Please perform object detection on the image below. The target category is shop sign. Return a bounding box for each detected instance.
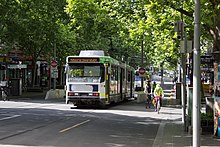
[8,64,27,69]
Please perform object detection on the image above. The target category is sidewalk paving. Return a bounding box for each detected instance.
[128,101,220,147]
[5,91,220,147]
[154,119,220,147]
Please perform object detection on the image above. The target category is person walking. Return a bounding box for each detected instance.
[152,81,156,93]
[153,84,164,111]
[144,80,152,108]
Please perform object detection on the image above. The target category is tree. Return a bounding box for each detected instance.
[100,0,180,69]
[0,0,72,86]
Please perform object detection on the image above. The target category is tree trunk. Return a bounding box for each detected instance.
[31,59,37,87]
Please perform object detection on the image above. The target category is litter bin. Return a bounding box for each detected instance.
[10,78,22,96]
[176,82,181,105]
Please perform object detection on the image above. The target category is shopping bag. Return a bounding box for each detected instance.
[152,98,156,107]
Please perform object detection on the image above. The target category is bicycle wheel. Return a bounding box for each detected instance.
[157,98,160,114]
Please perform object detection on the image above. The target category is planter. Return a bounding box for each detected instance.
[201,119,214,127]
[201,119,214,134]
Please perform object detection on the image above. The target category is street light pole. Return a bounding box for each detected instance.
[141,34,144,90]
[182,29,187,128]
[174,20,186,127]
[193,0,201,146]
[53,42,56,90]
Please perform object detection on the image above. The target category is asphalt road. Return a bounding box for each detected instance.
[0,100,174,147]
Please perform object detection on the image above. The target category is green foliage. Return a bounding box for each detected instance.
[1,0,220,72]
[201,112,213,121]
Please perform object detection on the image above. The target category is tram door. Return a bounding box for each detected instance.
[105,64,110,104]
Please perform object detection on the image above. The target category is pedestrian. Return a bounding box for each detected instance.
[153,84,164,111]
[152,81,156,93]
[172,77,178,90]
[144,80,152,108]
[173,77,178,84]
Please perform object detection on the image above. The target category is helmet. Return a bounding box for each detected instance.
[156,84,160,87]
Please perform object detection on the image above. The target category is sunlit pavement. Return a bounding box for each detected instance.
[1,99,220,147]
[0,100,181,120]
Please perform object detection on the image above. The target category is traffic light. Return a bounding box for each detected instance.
[174,20,184,40]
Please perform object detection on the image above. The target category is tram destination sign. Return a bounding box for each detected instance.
[68,57,99,63]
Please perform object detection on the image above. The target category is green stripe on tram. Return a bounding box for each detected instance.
[100,56,120,65]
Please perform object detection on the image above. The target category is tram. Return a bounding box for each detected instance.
[65,50,134,107]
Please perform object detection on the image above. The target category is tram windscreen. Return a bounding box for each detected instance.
[67,63,105,83]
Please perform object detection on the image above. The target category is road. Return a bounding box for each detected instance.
[0,99,181,147]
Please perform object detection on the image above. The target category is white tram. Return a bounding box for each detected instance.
[65,50,134,107]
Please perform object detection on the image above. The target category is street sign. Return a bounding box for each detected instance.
[139,67,146,77]
[51,69,58,78]
[51,60,57,68]
[139,67,145,75]
[180,40,192,53]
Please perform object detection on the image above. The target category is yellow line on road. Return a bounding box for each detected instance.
[59,119,90,133]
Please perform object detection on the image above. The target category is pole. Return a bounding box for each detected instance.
[193,0,201,146]
[53,43,56,90]
[182,30,186,128]
[141,35,144,91]
[180,0,186,126]
[178,63,181,82]
[141,0,144,91]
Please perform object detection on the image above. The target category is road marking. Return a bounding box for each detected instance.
[152,121,165,147]
[0,115,20,121]
[59,119,90,133]
[0,144,53,147]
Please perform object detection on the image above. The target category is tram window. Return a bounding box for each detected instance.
[118,68,120,81]
[68,69,83,77]
[122,68,125,80]
[128,71,131,82]
[67,63,105,82]
[84,66,100,77]
[111,66,118,81]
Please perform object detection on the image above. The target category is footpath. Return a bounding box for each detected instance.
[5,90,220,147]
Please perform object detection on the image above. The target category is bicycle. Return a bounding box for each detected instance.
[155,96,161,114]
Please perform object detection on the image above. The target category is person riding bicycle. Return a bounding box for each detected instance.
[153,84,164,111]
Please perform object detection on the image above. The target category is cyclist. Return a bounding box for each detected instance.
[153,84,164,112]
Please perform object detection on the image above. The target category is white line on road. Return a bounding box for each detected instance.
[0,115,20,121]
[152,121,165,147]
[0,145,54,147]
[59,119,90,133]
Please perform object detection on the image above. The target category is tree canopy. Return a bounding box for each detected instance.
[0,0,219,71]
